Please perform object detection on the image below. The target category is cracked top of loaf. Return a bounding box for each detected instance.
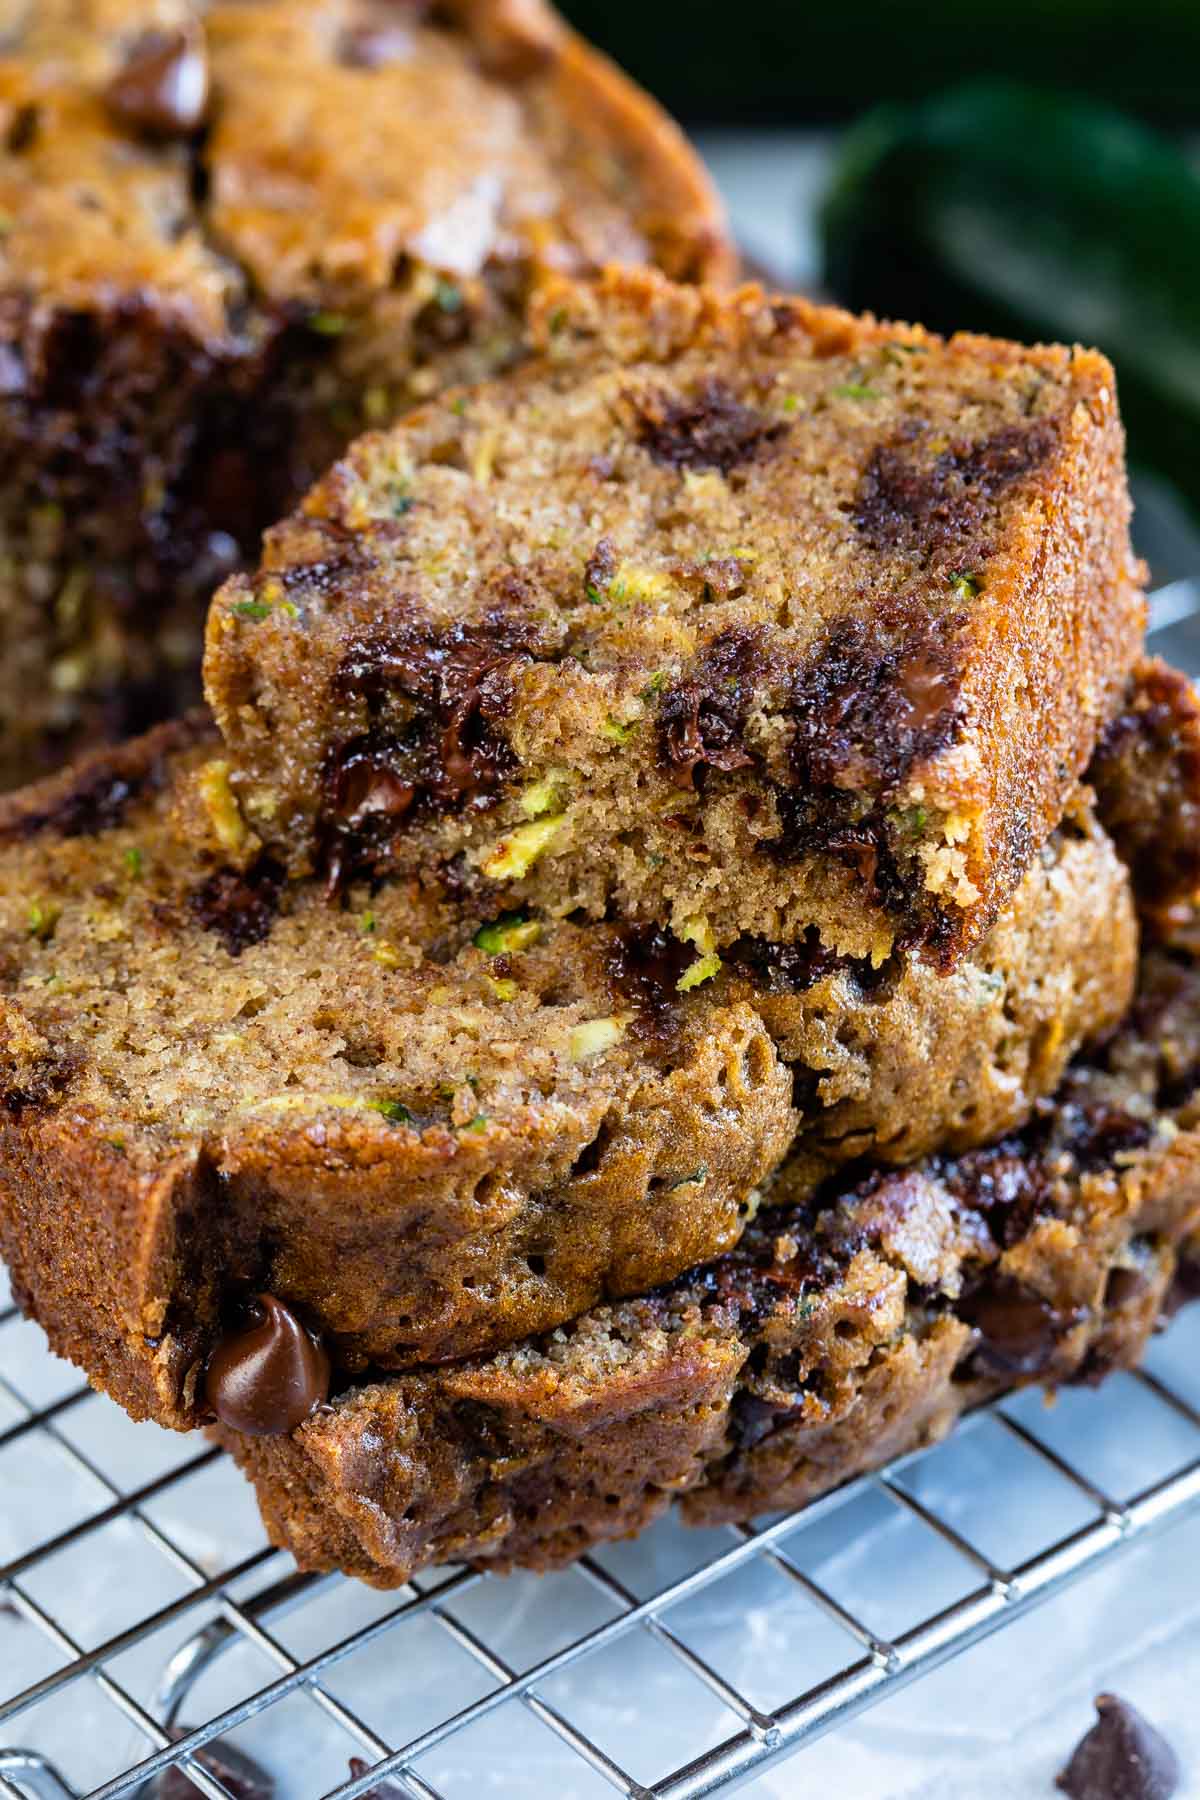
[207,266,1145,966]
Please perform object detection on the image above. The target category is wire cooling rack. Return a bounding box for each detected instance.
[3,592,1200,1800]
[4,1233,1200,1799]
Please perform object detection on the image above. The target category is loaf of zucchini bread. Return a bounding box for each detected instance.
[0,0,730,786]
[0,691,1151,1427]
[219,915,1200,1587]
[206,266,1146,969]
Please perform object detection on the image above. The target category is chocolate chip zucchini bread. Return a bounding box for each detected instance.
[0,709,1140,1427]
[219,921,1200,1588]
[0,1,730,788]
[206,267,1146,968]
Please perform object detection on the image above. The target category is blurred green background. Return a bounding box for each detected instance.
[559,0,1200,123]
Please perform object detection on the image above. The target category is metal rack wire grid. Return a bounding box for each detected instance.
[2,595,1200,1799]
[4,1185,1200,1797]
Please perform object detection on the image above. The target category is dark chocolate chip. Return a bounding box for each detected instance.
[106,28,210,140]
[657,627,765,788]
[188,857,285,958]
[604,923,692,1041]
[204,1295,331,1437]
[958,1276,1077,1376]
[1056,1694,1180,1800]
[348,1758,406,1800]
[636,378,787,475]
[854,418,1058,558]
[157,1729,274,1800]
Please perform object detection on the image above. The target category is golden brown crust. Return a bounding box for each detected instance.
[220,925,1200,1588]
[205,266,1145,968]
[0,710,1138,1424]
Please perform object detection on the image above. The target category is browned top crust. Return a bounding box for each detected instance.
[0,3,732,792]
[206,266,1145,967]
[219,915,1200,1588]
[0,702,1140,1424]
[0,0,729,343]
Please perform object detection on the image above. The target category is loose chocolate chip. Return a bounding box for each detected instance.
[157,1730,274,1800]
[106,28,210,140]
[958,1276,1076,1376]
[1057,1694,1180,1800]
[348,1758,406,1800]
[204,1295,331,1437]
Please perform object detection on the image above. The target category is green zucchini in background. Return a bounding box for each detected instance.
[820,84,1200,516]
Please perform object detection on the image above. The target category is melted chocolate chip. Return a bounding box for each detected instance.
[787,614,964,797]
[939,1146,1045,1250]
[658,628,765,788]
[725,927,862,996]
[636,378,787,474]
[855,419,1058,559]
[188,858,285,958]
[10,764,150,843]
[604,924,692,1039]
[728,1391,801,1452]
[324,612,552,882]
[959,1276,1078,1377]
[583,536,618,599]
[205,1295,331,1437]
[106,29,210,139]
[1057,1695,1180,1800]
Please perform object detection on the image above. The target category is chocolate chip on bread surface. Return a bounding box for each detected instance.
[206,267,1146,970]
[0,0,730,787]
[0,701,1142,1425]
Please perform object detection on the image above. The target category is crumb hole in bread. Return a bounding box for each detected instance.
[525,1253,546,1277]
[834,1320,858,1341]
[570,1118,614,1180]
[741,1033,773,1090]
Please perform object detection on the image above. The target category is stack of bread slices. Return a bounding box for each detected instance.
[1,3,1199,1592]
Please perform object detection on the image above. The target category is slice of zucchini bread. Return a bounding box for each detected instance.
[219,918,1200,1588]
[206,266,1146,968]
[0,708,1139,1427]
[0,0,730,787]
